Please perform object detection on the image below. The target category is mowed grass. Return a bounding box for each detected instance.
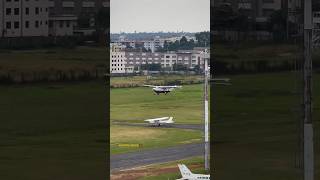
[0,81,107,180]
[0,46,107,72]
[111,84,204,124]
[110,125,202,154]
[213,72,320,180]
[110,83,205,154]
[111,75,203,88]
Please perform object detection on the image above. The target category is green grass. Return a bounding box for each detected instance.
[0,81,107,180]
[213,72,320,180]
[111,84,204,124]
[0,46,107,72]
[110,125,202,154]
[110,83,205,154]
[111,75,203,88]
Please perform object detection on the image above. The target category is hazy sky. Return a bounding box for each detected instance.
[111,0,210,33]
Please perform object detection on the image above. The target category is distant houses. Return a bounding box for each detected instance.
[110,43,209,75]
[113,35,197,53]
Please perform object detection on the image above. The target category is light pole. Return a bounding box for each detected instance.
[303,0,314,180]
[203,49,210,171]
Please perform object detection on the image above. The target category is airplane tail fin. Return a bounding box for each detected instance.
[168,117,174,123]
[178,164,193,178]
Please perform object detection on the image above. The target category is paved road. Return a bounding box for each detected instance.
[112,122,203,131]
[110,143,204,171]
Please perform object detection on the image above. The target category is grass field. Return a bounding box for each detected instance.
[111,156,205,180]
[0,46,107,72]
[110,125,202,154]
[111,75,203,88]
[111,71,320,179]
[110,83,205,154]
[213,72,320,180]
[111,84,204,124]
[0,81,107,180]
[139,156,206,180]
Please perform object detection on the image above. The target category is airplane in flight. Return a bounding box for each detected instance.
[176,164,210,180]
[144,117,174,126]
[143,85,182,95]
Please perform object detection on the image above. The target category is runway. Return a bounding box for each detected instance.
[110,143,204,171]
[112,121,203,131]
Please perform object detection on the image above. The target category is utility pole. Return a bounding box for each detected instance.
[303,0,314,179]
[203,48,209,171]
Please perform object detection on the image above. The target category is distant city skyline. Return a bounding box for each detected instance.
[110,0,210,33]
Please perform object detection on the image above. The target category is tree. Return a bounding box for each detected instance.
[173,63,188,71]
[193,64,201,74]
[140,63,161,71]
[195,32,210,47]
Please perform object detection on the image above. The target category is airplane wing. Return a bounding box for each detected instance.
[158,85,182,88]
[160,117,174,124]
[144,117,169,123]
[143,85,156,88]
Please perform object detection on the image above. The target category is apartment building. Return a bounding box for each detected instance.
[110,43,127,74]
[0,0,49,37]
[123,49,208,72]
[126,51,163,68]
[48,0,109,35]
[48,0,109,16]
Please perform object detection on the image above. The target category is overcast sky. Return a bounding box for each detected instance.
[110,0,210,33]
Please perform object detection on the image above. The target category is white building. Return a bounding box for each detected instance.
[110,43,127,74]
[0,0,49,37]
[123,48,209,72]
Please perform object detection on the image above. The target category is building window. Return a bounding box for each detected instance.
[66,21,70,27]
[6,22,11,29]
[35,7,39,15]
[6,8,11,15]
[35,21,39,28]
[25,8,29,15]
[14,21,19,29]
[25,21,29,28]
[14,8,19,15]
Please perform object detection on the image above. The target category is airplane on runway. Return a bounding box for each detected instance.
[176,164,210,180]
[144,117,174,126]
[143,85,182,95]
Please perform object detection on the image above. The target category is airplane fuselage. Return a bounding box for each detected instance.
[152,87,173,95]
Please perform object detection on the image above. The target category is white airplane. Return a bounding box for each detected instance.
[176,164,210,180]
[144,117,174,126]
[143,85,182,95]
